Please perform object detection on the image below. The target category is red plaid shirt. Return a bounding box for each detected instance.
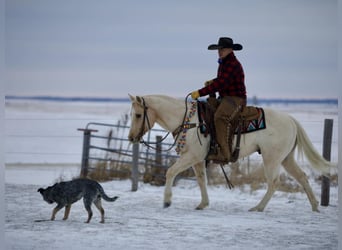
[198,52,246,98]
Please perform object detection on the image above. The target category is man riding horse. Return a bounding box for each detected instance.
[191,37,247,164]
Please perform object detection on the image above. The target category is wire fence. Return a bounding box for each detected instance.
[5,113,339,196]
[5,118,339,164]
[77,122,181,186]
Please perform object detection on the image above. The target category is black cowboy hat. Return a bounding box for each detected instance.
[208,37,243,51]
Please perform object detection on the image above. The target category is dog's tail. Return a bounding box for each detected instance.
[97,184,119,202]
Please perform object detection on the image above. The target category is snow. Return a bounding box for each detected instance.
[4,99,339,250]
[5,167,339,250]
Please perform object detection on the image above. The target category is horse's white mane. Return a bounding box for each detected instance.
[134,94,185,109]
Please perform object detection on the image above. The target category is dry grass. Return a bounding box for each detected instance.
[85,159,338,193]
[87,161,131,182]
[87,158,195,186]
[84,115,338,191]
[207,161,338,192]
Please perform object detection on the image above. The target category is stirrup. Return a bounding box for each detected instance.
[206,144,218,158]
[206,153,229,165]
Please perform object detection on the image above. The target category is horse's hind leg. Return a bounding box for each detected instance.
[192,162,209,210]
[249,175,279,212]
[249,155,281,212]
[282,151,319,212]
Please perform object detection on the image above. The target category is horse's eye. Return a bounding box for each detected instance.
[135,114,142,119]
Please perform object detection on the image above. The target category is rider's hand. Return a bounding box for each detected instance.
[204,80,213,87]
[191,91,200,100]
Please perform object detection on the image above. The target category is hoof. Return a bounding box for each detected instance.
[195,202,209,210]
[248,207,263,212]
[164,202,171,208]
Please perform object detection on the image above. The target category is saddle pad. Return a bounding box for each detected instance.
[237,107,266,134]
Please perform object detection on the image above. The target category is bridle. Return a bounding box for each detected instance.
[135,97,152,142]
[135,94,192,151]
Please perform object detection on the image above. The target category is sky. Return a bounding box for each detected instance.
[5,0,338,99]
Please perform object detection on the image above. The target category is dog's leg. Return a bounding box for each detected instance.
[94,198,105,223]
[63,204,71,220]
[83,198,93,223]
[51,204,64,221]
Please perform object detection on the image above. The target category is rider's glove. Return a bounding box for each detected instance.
[191,91,200,100]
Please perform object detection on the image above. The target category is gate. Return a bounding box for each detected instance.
[78,122,180,190]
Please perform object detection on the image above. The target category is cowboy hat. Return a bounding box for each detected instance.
[208,37,243,51]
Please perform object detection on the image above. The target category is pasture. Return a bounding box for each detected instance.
[5,165,338,250]
[5,98,338,249]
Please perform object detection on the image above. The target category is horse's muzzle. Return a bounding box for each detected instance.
[128,135,140,143]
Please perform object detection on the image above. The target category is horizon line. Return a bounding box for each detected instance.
[5,95,338,105]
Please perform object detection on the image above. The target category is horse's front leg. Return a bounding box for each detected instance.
[192,162,209,210]
[164,157,194,208]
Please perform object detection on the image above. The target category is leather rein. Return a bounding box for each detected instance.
[137,94,193,152]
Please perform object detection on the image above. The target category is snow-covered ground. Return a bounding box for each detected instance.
[4,99,339,249]
[5,166,339,250]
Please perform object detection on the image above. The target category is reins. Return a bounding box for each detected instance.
[139,94,192,152]
[136,94,235,189]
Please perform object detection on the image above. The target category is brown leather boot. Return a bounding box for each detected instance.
[207,96,243,165]
[206,120,231,164]
[206,147,229,164]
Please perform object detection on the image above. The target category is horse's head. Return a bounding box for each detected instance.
[128,94,156,143]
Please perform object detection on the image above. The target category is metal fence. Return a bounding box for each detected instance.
[78,122,180,190]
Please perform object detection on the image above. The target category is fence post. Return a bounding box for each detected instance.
[153,135,165,186]
[131,143,139,191]
[78,128,98,178]
[320,119,333,206]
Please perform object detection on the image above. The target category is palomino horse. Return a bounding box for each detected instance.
[128,94,333,212]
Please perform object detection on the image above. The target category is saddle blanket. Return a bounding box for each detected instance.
[196,101,266,136]
[237,107,266,134]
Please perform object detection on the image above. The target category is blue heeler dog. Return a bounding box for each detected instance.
[38,178,118,223]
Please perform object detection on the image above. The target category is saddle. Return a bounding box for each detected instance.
[197,98,266,162]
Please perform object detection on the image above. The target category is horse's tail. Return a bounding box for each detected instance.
[291,117,335,175]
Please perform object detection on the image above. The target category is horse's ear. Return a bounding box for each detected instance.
[128,94,143,105]
[128,94,135,102]
[136,96,142,104]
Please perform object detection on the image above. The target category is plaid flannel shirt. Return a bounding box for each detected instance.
[198,52,246,99]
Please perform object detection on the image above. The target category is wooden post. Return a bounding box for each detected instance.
[320,119,333,206]
[131,143,139,191]
[155,136,162,167]
[78,128,98,178]
[154,135,165,185]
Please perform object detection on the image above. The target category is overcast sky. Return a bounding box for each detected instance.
[5,0,338,99]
